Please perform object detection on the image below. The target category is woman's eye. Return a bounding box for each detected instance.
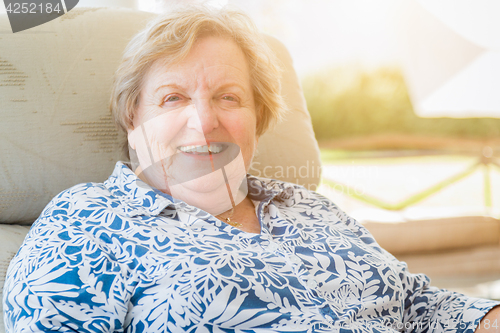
[165,95,181,102]
[222,95,236,102]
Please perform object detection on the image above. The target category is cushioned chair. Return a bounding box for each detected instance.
[0,8,321,332]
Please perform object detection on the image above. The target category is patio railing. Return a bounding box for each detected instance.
[321,148,498,212]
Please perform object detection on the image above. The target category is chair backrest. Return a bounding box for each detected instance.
[0,8,321,225]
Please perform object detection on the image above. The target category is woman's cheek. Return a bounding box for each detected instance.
[147,138,174,164]
[142,113,179,150]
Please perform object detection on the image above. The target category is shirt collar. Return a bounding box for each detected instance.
[247,174,310,207]
[105,161,307,218]
[104,161,174,217]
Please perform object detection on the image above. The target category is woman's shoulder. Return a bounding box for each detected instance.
[251,175,363,229]
[39,180,116,219]
[35,162,135,222]
[35,161,173,226]
[248,174,336,208]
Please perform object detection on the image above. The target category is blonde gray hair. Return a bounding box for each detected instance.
[110,6,286,137]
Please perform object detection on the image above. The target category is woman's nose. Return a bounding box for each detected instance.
[186,99,219,134]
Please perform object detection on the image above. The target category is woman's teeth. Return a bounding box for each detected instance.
[178,145,223,154]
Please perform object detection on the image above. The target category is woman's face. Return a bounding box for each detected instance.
[127,35,258,215]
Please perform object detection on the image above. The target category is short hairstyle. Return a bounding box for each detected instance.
[110,6,286,138]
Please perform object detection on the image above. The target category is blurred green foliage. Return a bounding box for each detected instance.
[302,66,500,141]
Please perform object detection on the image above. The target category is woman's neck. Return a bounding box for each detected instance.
[220,196,260,234]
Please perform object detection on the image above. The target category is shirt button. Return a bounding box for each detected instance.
[306,278,318,289]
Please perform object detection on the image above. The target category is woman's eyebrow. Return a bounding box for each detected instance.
[152,76,248,95]
[153,83,185,95]
[215,81,248,93]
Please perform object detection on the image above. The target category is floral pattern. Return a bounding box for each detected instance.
[4,162,499,332]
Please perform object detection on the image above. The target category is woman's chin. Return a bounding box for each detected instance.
[174,170,226,193]
[135,145,249,214]
[169,170,247,215]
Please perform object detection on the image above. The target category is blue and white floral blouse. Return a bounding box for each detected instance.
[4,162,498,333]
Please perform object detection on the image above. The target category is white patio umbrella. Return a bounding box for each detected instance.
[393,0,500,215]
[398,0,500,118]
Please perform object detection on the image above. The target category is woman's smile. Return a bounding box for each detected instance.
[177,142,227,155]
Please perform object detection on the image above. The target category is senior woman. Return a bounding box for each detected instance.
[4,6,500,333]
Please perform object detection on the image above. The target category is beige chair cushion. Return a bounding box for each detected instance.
[397,245,500,278]
[0,225,31,332]
[253,35,321,191]
[363,216,500,255]
[0,8,321,224]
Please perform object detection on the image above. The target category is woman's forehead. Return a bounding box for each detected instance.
[145,65,250,90]
[143,38,252,92]
[160,37,246,70]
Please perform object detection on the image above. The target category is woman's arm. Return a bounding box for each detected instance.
[307,191,500,332]
[3,212,132,333]
[476,306,500,333]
